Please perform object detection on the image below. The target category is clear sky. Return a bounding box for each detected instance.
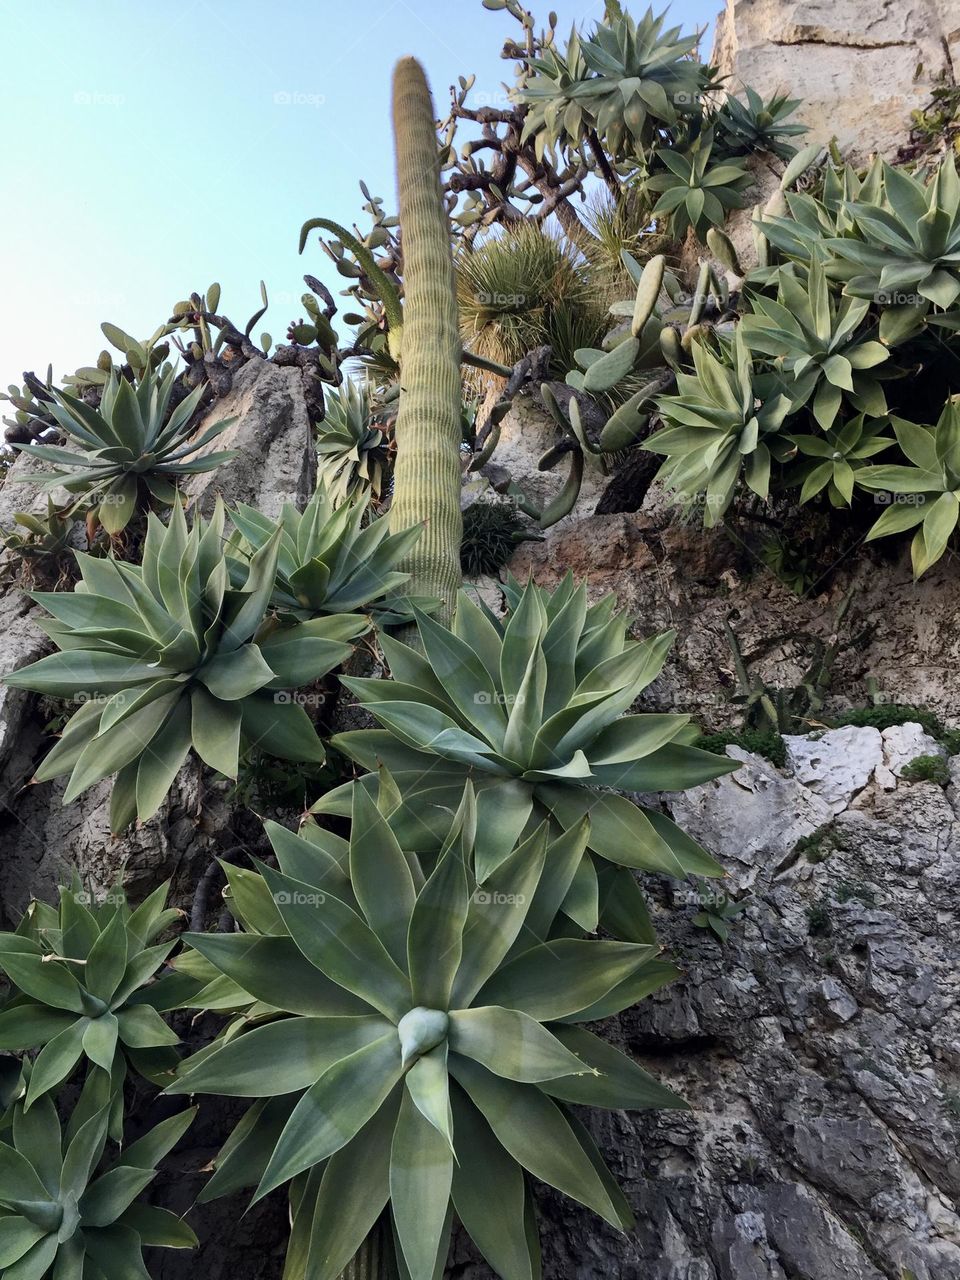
[0,0,719,399]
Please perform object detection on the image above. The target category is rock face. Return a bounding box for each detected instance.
[518,732,960,1280]
[712,0,960,160]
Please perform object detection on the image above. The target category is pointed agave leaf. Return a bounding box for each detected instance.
[404,1044,453,1149]
[349,786,417,970]
[169,1015,392,1096]
[448,1008,590,1083]
[407,840,469,1011]
[450,1088,537,1280]
[476,940,659,1021]
[541,1025,687,1110]
[390,1088,454,1280]
[450,1056,628,1229]
[254,1033,403,1201]
[259,865,411,1020]
[296,1097,398,1280]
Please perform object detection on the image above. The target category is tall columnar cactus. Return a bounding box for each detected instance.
[389,56,464,620]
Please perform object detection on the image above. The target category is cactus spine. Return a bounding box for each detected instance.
[389,56,463,621]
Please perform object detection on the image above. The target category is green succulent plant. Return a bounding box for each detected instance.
[645,128,752,241]
[459,500,537,577]
[168,782,684,1280]
[225,483,431,623]
[739,255,890,429]
[0,881,183,1109]
[12,366,236,534]
[0,1071,196,1278]
[515,7,706,163]
[4,501,368,830]
[648,329,794,524]
[318,576,732,932]
[1,501,76,571]
[316,379,392,506]
[714,86,806,161]
[788,413,895,505]
[857,402,960,575]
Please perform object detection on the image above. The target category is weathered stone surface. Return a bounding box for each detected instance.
[876,721,946,790]
[712,0,960,161]
[783,725,883,812]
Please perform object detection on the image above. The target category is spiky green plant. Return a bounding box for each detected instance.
[647,329,794,524]
[168,782,683,1280]
[739,255,890,429]
[226,483,430,621]
[456,223,606,383]
[12,367,236,534]
[714,87,806,161]
[318,577,731,921]
[388,57,463,619]
[857,402,960,575]
[0,1071,196,1277]
[515,8,707,162]
[460,501,536,576]
[317,379,392,505]
[644,128,751,240]
[4,501,368,830]
[788,413,895,505]
[0,882,181,1108]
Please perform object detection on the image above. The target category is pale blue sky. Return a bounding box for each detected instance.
[0,0,718,398]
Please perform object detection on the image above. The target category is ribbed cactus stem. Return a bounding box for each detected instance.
[390,56,463,622]
[336,1216,399,1280]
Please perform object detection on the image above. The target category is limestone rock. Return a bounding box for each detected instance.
[876,722,946,789]
[712,0,960,161]
[782,725,884,812]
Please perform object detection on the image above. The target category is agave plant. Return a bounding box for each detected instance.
[648,329,794,523]
[226,483,430,622]
[857,402,960,575]
[644,128,752,241]
[316,379,392,505]
[0,881,183,1110]
[0,1071,196,1278]
[4,501,368,830]
[318,576,732,931]
[12,366,236,534]
[739,254,890,429]
[168,783,683,1280]
[788,413,895,505]
[515,8,706,162]
[714,86,806,162]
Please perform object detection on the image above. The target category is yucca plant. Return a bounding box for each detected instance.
[0,1070,196,1278]
[648,329,794,524]
[168,782,683,1280]
[12,366,236,534]
[4,501,368,830]
[857,402,960,575]
[456,223,605,382]
[714,86,806,161]
[515,8,706,163]
[226,483,431,622]
[317,379,392,506]
[644,128,752,241]
[0,881,182,1111]
[319,576,732,926]
[788,413,895,505]
[739,254,890,429]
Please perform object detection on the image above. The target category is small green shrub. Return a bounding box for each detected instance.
[793,823,836,863]
[695,729,787,768]
[459,501,535,577]
[900,754,951,785]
